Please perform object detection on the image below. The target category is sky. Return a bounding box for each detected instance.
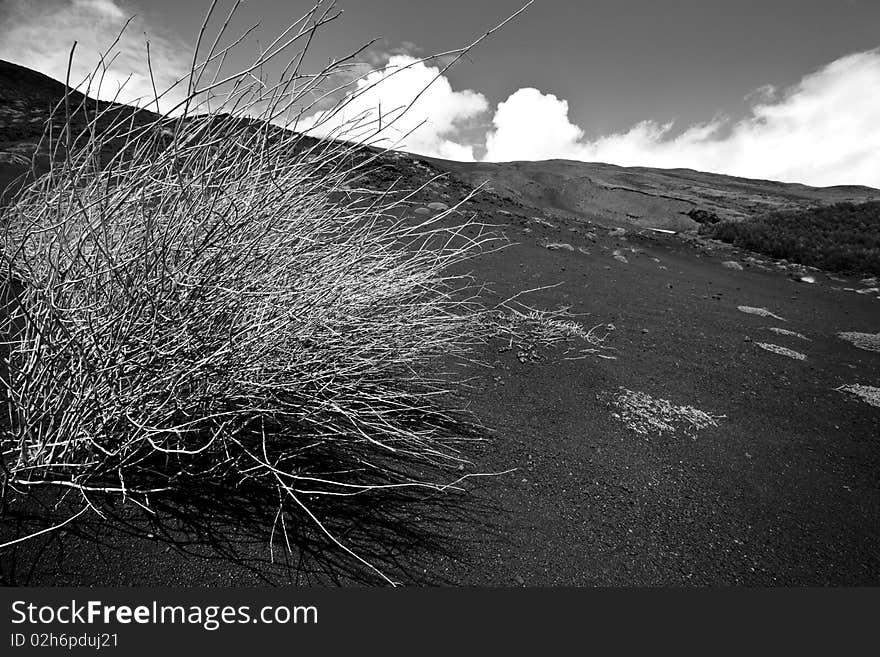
[1,0,879,187]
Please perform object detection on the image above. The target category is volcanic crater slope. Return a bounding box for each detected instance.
[427,157,879,232]
[1,60,879,586]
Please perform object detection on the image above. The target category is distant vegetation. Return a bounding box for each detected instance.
[702,201,880,275]
[686,208,722,225]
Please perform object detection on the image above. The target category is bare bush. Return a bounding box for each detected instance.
[0,1,536,584]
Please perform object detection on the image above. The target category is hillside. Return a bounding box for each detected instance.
[0,60,161,202]
[428,157,879,232]
[3,58,877,225]
[1,60,879,586]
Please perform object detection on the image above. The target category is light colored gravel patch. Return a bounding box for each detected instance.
[738,305,786,321]
[544,242,574,251]
[604,388,723,439]
[767,327,810,341]
[836,384,880,408]
[755,342,807,360]
[837,332,880,353]
[755,343,806,360]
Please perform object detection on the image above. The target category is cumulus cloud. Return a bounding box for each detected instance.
[484,88,583,162]
[298,55,489,161]
[483,49,880,188]
[0,0,190,113]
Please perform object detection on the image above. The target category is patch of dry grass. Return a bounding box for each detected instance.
[837,332,880,353]
[603,388,722,439]
[488,306,615,362]
[836,384,880,408]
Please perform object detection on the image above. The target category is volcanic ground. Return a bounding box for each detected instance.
[1,60,878,585]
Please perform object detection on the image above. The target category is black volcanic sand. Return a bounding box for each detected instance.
[3,195,878,586]
[428,206,880,586]
[1,58,878,584]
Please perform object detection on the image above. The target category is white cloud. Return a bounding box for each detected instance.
[71,0,125,20]
[483,49,880,188]
[0,0,190,113]
[484,88,584,162]
[298,55,488,161]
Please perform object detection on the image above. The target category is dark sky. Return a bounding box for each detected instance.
[136,0,880,137]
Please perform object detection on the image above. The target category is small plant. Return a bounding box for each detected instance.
[488,306,614,362]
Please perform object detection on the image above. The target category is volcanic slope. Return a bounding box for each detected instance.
[429,157,879,232]
[1,60,879,585]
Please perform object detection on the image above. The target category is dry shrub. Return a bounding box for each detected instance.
[0,1,536,583]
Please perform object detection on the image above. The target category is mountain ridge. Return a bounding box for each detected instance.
[2,58,877,232]
[424,156,879,232]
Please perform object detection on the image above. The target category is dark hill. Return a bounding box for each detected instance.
[0,59,163,201]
